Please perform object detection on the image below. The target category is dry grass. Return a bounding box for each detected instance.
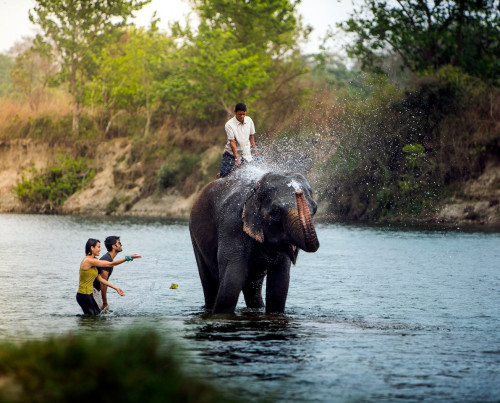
[0,91,72,140]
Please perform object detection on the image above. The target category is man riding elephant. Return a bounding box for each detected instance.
[218,103,261,178]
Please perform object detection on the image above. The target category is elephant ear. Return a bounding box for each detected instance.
[242,185,264,243]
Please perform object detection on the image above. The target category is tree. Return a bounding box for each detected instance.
[341,0,500,80]
[87,24,174,136]
[167,0,310,121]
[176,26,269,116]
[9,36,58,110]
[29,0,150,135]
[192,0,303,57]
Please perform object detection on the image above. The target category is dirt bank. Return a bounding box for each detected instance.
[0,138,196,219]
[434,159,500,227]
[1,139,499,226]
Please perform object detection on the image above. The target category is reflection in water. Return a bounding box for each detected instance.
[185,312,309,391]
[188,312,297,342]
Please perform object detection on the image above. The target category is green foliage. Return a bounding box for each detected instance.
[29,0,151,134]
[402,143,425,171]
[17,0,311,133]
[18,115,95,141]
[174,27,269,117]
[307,53,359,91]
[0,54,13,96]
[87,24,174,136]
[398,143,427,195]
[166,0,309,123]
[319,66,500,222]
[319,74,438,220]
[105,196,121,215]
[341,0,500,80]
[0,329,234,403]
[176,153,201,183]
[157,163,177,190]
[14,150,95,213]
[192,0,302,54]
[9,37,58,111]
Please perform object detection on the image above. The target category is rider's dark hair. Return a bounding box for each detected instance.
[235,103,247,112]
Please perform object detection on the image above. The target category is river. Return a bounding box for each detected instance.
[0,214,499,402]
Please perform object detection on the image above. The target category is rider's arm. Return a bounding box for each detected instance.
[230,139,240,165]
[249,134,259,157]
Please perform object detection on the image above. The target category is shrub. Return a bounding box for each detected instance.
[14,150,95,213]
[0,329,235,403]
[157,163,177,190]
[105,196,121,215]
[176,153,201,183]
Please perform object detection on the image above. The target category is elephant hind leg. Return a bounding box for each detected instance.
[191,240,218,310]
[242,277,265,309]
[200,270,218,311]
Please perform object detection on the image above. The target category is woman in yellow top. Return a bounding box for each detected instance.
[77,238,141,315]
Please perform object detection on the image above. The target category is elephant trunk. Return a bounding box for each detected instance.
[291,189,319,253]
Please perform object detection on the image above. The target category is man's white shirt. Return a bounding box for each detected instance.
[224,116,256,162]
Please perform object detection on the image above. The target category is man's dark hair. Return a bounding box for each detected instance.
[85,238,100,255]
[104,235,120,252]
[234,103,247,112]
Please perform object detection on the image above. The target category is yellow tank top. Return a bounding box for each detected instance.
[78,265,98,294]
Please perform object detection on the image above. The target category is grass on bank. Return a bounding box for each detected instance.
[0,329,237,403]
[0,93,72,142]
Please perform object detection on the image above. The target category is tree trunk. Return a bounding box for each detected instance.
[71,56,79,136]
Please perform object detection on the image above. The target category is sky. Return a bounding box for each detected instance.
[0,0,356,55]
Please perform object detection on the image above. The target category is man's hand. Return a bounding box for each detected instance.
[235,157,242,167]
[101,303,109,312]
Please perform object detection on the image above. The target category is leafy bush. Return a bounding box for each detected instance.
[157,163,177,190]
[14,150,95,213]
[105,196,121,215]
[0,329,235,403]
[177,153,201,182]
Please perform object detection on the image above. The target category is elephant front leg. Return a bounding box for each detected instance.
[265,259,291,313]
[213,262,248,314]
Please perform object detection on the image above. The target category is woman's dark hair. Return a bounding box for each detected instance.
[85,238,100,255]
[235,103,247,112]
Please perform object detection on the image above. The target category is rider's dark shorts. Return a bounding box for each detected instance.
[219,152,248,177]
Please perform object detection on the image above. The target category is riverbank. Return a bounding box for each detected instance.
[1,138,499,226]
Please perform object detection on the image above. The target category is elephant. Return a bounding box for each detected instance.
[189,167,320,314]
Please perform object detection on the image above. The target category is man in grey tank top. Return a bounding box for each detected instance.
[92,235,122,312]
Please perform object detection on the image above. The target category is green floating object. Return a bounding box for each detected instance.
[170,283,178,289]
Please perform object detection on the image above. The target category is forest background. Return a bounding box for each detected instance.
[0,0,499,225]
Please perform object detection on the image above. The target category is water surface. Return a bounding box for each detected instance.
[0,214,499,402]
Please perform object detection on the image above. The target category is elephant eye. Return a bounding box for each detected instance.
[270,204,281,218]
